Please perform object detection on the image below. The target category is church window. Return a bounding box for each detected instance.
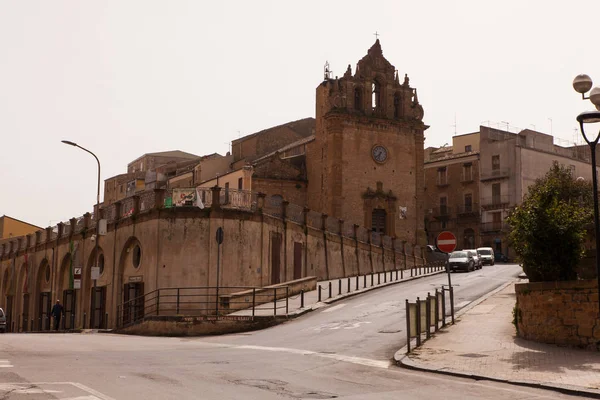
[372,80,381,111]
[270,195,283,207]
[354,87,362,110]
[371,208,387,234]
[394,92,401,118]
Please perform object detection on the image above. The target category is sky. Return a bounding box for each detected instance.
[1,1,600,228]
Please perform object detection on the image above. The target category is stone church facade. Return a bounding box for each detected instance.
[0,40,427,331]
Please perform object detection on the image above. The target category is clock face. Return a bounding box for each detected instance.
[372,145,388,163]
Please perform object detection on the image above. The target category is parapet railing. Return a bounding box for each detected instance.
[116,285,290,329]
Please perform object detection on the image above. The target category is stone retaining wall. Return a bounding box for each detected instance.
[515,280,600,350]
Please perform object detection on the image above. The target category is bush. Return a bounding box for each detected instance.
[507,164,593,282]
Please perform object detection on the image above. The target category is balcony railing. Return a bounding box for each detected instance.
[480,222,510,232]
[481,168,510,181]
[456,204,479,215]
[432,206,452,218]
[481,195,511,210]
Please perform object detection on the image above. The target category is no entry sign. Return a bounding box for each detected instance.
[436,231,457,253]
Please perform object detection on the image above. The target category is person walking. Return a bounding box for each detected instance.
[51,300,64,331]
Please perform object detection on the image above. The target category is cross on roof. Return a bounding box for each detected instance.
[373,31,380,39]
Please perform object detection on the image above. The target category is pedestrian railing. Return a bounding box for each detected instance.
[315,262,446,302]
[116,285,290,329]
[405,285,455,353]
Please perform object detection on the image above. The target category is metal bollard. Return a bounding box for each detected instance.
[300,290,304,308]
[411,267,413,277]
[434,289,440,332]
[378,273,381,285]
[426,292,431,340]
[371,273,374,286]
[83,312,87,330]
[338,279,342,295]
[328,282,332,299]
[38,317,42,331]
[356,276,359,290]
[384,271,387,283]
[105,313,109,330]
[30,319,33,332]
[71,313,75,330]
[401,269,403,279]
[406,299,411,353]
[347,277,351,293]
[318,286,322,302]
[364,274,367,288]
[450,286,455,324]
[416,297,422,347]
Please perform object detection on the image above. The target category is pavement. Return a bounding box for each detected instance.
[396,280,600,399]
[231,263,447,317]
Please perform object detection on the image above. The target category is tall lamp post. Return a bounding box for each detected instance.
[61,140,101,295]
[573,74,600,317]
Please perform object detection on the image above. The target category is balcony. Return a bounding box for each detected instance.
[481,195,511,210]
[481,168,510,182]
[456,204,479,219]
[480,222,509,233]
[432,206,452,219]
[460,174,475,184]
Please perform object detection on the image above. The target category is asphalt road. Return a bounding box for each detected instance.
[0,263,584,399]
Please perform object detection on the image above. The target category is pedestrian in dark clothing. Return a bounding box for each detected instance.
[51,300,64,331]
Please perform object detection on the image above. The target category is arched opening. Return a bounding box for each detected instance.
[58,253,76,330]
[371,208,387,234]
[35,258,52,331]
[86,247,106,329]
[464,228,475,249]
[2,269,11,332]
[16,263,29,332]
[372,80,381,112]
[118,237,145,327]
[354,87,362,111]
[394,92,401,118]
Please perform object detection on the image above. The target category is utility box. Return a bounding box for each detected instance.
[98,219,107,236]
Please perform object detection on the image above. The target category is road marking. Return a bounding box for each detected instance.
[0,360,13,368]
[12,383,115,400]
[313,321,372,331]
[322,304,346,313]
[455,301,471,308]
[63,396,102,400]
[219,343,389,369]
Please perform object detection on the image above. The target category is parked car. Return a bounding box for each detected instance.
[0,308,6,333]
[425,245,448,265]
[465,249,482,269]
[494,252,508,262]
[476,247,495,265]
[448,250,475,272]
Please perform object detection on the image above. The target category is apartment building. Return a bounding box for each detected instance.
[425,126,595,259]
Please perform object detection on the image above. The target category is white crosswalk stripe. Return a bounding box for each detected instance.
[0,360,13,368]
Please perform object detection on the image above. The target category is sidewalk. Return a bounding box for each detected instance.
[397,281,600,398]
[231,265,446,317]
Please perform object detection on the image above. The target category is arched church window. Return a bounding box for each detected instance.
[372,80,381,111]
[394,92,401,118]
[354,87,362,111]
[371,208,387,234]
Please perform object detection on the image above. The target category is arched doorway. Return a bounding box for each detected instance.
[35,259,52,331]
[58,253,76,330]
[118,237,144,327]
[2,269,12,332]
[463,228,475,249]
[16,263,29,332]
[86,247,106,329]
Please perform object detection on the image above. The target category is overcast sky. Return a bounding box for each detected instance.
[1,1,599,228]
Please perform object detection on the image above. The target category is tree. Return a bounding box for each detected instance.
[507,164,593,282]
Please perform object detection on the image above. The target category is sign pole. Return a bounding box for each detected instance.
[436,231,457,324]
[215,227,224,317]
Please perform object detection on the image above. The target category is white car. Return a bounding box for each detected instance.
[465,249,482,269]
[476,247,495,265]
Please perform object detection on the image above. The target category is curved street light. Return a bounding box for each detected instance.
[61,140,101,302]
[573,75,600,317]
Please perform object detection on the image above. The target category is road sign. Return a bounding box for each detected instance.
[436,231,457,253]
[215,227,224,244]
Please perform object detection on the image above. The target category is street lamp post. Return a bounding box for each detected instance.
[573,74,600,317]
[61,140,101,296]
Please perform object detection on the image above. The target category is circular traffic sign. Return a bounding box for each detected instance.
[436,231,457,253]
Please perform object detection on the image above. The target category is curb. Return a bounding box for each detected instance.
[394,279,600,399]
[285,267,447,320]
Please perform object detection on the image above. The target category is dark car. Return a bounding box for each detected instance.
[425,245,448,265]
[494,252,508,262]
[448,250,475,272]
[0,308,6,333]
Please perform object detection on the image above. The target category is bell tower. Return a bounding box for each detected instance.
[306,40,427,243]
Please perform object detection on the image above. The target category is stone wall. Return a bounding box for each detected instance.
[515,280,600,350]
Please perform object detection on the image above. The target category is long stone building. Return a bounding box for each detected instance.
[0,40,428,331]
